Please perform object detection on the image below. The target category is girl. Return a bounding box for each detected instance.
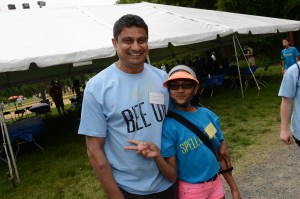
[125,65,241,199]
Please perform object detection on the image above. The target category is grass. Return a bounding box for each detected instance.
[0,64,284,198]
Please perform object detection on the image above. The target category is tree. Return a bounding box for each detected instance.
[216,0,300,20]
[284,0,300,20]
[116,0,217,9]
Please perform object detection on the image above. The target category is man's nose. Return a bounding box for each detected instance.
[131,41,141,50]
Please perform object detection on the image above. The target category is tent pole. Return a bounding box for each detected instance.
[235,35,261,91]
[232,35,244,98]
[0,110,20,182]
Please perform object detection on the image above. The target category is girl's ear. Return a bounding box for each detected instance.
[194,84,199,95]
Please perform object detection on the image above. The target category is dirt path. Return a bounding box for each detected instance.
[224,144,300,198]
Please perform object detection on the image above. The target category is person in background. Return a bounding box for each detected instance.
[16,97,22,107]
[207,51,219,75]
[161,64,167,72]
[49,80,65,115]
[0,101,4,111]
[125,65,241,199]
[278,59,300,147]
[244,46,256,66]
[281,38,299,74]
[72,80,83,103]
[78,14,177,199]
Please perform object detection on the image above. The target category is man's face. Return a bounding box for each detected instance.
[282,40,289,48]
[112,26,148,73]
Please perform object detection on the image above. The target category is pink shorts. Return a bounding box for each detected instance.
[178,175,225,199]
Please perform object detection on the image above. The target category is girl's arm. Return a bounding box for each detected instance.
[219,156,242,199]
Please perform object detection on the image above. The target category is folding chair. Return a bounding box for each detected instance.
[3,111,14,122]
[200,74,225,97]
[14,109,26,120]
[241,66,268,90]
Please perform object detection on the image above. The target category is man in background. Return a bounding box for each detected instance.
[281,38,299,74]
[244,46,256,66]
[49,80,65,115]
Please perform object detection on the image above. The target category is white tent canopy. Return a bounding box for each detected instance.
[0,2,300,87]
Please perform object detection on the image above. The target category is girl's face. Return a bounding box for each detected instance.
[168,79,198,110]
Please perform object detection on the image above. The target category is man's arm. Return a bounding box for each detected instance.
[280,59,285,74]
[280,97,294,145]
[86,136,125,199]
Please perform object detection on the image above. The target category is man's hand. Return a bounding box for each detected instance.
[124,140,160,159]
[280,129,294,145]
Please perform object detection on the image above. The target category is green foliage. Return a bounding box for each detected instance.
[116,0,299,20]
[216,0,300,20]
[284,0,300,20]
[116,0,217,9]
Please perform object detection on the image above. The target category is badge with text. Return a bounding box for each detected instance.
[205,122,217,139]
[149,92,164,105]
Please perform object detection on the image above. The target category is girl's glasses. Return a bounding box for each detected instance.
[168,82,194,90]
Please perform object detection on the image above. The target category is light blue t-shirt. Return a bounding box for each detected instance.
[281,47,299,70]
[278,61,300,140]
[161,107,224,184]
[78,63,171,195]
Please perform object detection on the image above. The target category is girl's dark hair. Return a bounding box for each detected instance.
[113,14,148,40]
[190,89,200,106]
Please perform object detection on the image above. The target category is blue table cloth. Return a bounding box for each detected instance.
[8,116,46,142]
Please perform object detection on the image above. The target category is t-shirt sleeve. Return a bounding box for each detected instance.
[278,72,297,99]
[78,87,107,137]
[294,48,300,57]
[214,117,224,141]
[204,108,224,141]
[161,121,177,158]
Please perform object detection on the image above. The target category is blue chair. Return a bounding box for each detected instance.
[200,74,226,96]
[241,66,259,90]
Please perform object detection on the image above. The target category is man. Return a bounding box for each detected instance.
[279,60,300,147]
[78,14,176,198]
[49,80,65,115]
[244,46,256,66]
[281,38,299,74]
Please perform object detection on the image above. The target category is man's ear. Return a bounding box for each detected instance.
[112,38,117,50]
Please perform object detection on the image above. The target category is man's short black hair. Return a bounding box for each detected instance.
[113,14,148,40]
[283,38,290,43]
